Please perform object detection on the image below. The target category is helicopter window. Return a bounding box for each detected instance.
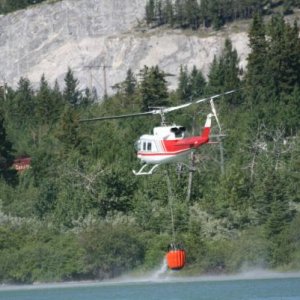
[147,142,152,151]
[134,140,141,151]
[143,142,147,151]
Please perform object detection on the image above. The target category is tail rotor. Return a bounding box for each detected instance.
[210,98,222,134]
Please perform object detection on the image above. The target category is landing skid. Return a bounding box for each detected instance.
[133,164,160,176]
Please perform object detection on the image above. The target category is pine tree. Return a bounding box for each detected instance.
[245,13,268,103]
[185,0,200,30]
[174,0,185,27]
[145,0,155,24]
[217,38,241,105]
[0,111,16,184]
[155,0,164,25]
[139,65,169,111]
[200,0,210,27]
[207,55,224,94]
[35,74,56,124]
[56,107,83,153]
[267,16,300,95]
[254,171,291,227]
[162,0,174,26]
[189,66,206,99]
[63,68,81,107]
[265,197,291,239]
[208,0,224,30]
[124,69,137,96]
[13,77,35,125]
[177,65,191,103]
[220,38,240,90]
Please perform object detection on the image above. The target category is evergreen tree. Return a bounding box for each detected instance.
[145,0,155,24]
[13,77,35,125]
[162,0,174,26]
[0,111,16,184]
[200,0,210,27]
[51,80,65,112]
[208,0,224,30]
[216,38,241,105]
[185,0,200,30]
[56,107,83,153]
[155,0,164,25]
[254,171,291,227]
[174,0,185,27]
[63,68,81,107]
[177,65,191,103]
[207,56,224,94]
[35,74,56,124]
[267,16,300,95]
[139,65,169,111]
[124,69,137,96]
[220,38,240,91]
[245,13,268,104]
[189,66,206,99]
[265,197,291,239]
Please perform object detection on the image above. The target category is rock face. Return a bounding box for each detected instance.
[0,0,250,97]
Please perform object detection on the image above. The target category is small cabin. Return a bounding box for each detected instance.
[12,156,31,172]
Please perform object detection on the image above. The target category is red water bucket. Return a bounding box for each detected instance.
[166,249,186,270]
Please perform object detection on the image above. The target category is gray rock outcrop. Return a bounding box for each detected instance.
[0,0,250,97]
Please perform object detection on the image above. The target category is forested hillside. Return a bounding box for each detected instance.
[0,14,299,283]
[0,0,47,14]
[145,0,300,29]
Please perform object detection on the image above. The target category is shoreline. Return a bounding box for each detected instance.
[1,269,300,292]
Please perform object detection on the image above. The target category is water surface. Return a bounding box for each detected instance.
[1,272,300,300]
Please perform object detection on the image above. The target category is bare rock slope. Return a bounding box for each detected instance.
[0,0,250,96]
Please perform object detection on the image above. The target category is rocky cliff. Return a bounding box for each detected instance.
[0,0,250,97]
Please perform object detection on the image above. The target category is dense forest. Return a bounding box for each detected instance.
[145,0,300,29]
[0,13,300,283]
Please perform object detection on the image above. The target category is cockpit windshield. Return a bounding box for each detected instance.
[134,140,141,151]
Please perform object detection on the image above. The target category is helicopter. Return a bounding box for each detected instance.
[80,90,236,175]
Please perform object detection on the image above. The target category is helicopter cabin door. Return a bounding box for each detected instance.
[142,140,157,153]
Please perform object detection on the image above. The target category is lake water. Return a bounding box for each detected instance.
[1,271,300,300]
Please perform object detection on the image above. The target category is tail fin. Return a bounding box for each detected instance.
[201,113,213,139]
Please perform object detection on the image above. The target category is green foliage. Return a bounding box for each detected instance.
[0,111,17,185]
[139,65,169,111]
[144,0,291,30]
[142,232,170,269]
[55,106,83,152]
[0,0,47,14]
[207,38,241,96]
[79,223,145,279]
[177,65,206,103]
[0,20,300,282]
[63,68,81,107]
[0,224,85,283]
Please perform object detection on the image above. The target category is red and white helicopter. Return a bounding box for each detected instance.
[81,90,235,175]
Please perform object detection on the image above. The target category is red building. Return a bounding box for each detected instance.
[12,157,31,172]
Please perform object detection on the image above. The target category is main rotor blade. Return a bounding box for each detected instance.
[80,111,153,122]
[162,89,236,114]
[80,90,237,122]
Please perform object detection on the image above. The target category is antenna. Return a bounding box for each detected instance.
[100,64,112,99]
[84,64,112,99]
[83,64,101,92]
